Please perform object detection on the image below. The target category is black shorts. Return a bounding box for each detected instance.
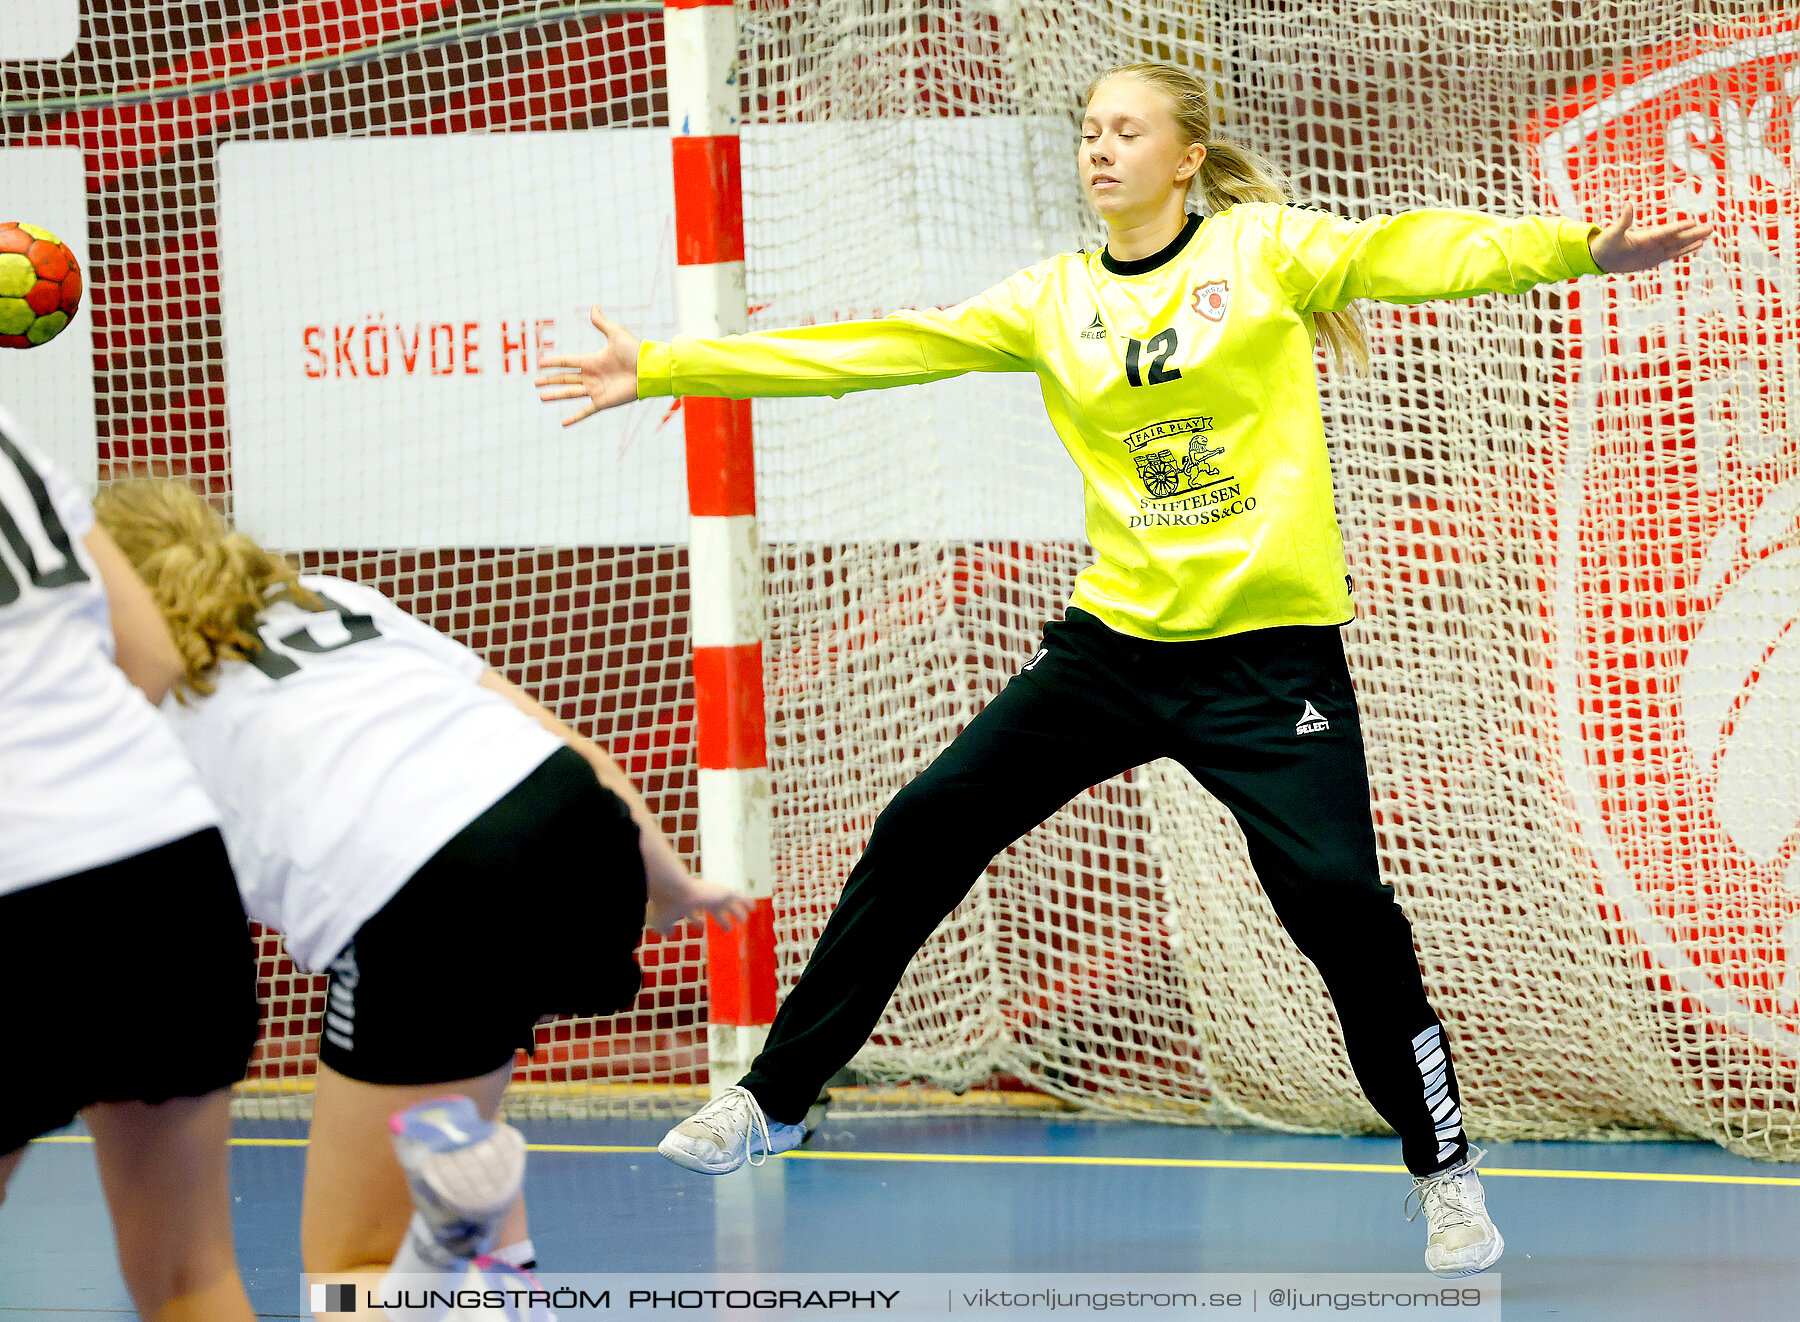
[316,745,648,1086]
[0,828,259,1155]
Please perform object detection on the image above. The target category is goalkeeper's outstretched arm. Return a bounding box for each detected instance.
[537,274,1037,427]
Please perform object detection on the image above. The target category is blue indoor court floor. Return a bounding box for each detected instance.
[2,1109,1796,1320]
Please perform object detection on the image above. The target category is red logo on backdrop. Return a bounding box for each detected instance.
[1190,280,1230,322]
[1534,22,1800,1057]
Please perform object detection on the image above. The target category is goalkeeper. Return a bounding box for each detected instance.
[536,61,1710,1278]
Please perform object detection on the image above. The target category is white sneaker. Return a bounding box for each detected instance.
[1406,1146,1505,1278]
[390,1096,527,1259]
[658,1085,809,1174]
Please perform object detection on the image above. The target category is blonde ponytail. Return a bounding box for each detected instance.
[93,479,324,697]
[1086,62,1370,373]
[1188,136,1287,213]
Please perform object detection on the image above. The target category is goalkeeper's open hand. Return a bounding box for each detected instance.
[536,306,641,425]
[1588,203,1714,274]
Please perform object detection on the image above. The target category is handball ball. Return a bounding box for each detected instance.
[0,223,83,349]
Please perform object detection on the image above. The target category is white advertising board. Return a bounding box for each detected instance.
[218,122,1083,548]
[218,132,685,548]
[0,5,81,62]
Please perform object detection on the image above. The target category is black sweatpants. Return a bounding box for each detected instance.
[739,608,1470,1177]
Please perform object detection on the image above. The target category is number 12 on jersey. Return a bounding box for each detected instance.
[1124,329,1182,388]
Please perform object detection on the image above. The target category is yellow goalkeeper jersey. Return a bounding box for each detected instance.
[638,202,1602,641]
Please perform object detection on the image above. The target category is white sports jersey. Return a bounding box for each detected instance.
[159,574,563,972]
[0,410,218,897]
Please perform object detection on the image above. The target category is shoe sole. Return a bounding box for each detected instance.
[658,1133,746,1175]
[414,1123,528,1215]
[1427,1228,1505,1278]
[657,1121,813,1175]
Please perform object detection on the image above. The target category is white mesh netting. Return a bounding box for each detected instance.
[741,0,1798,1160]
[3,2,710,1119]
[3,2,1793,1156]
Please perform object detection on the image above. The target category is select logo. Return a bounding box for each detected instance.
[310,1282,357,1313]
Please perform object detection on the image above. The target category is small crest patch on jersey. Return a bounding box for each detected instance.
[1191,279,1230,322]
[1080,310,1107,339]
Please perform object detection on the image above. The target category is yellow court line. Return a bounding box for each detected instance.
[782,1149,1800,1187]
[30,1133,1800,1186]
[33,1134,319,1148]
